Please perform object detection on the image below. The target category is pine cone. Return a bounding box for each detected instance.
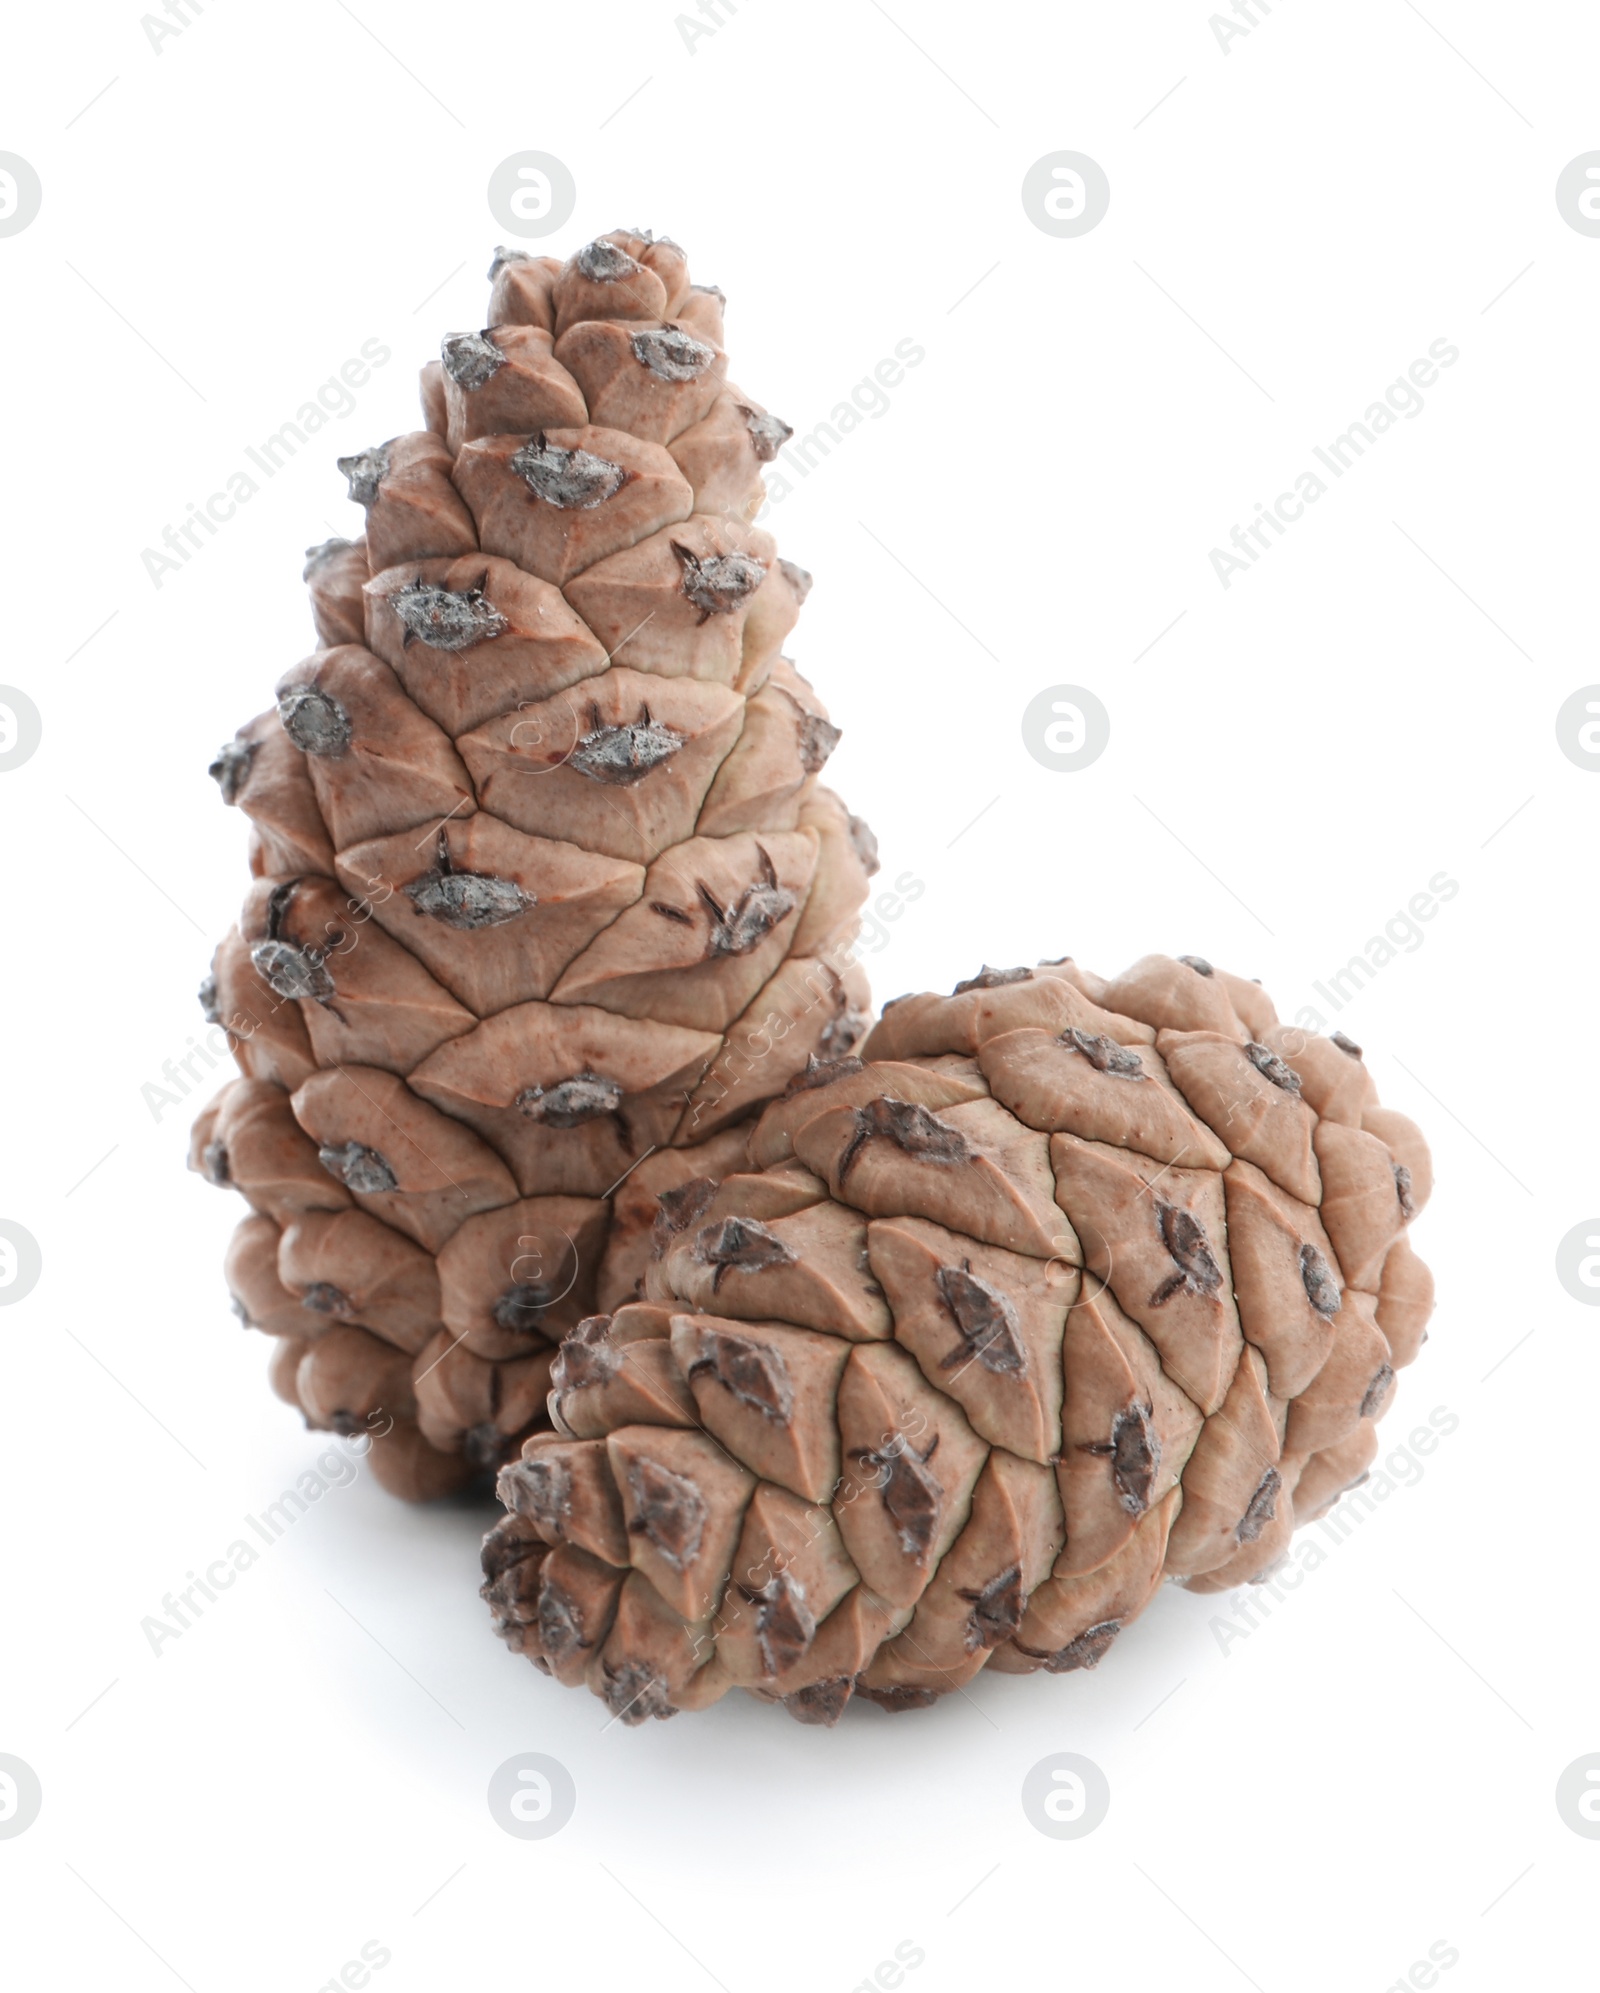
[196,230,873,1499]
[481,955,1434,1723]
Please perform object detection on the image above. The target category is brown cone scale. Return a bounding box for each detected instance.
[196,230,873,1497]
[483,955,1435,1721]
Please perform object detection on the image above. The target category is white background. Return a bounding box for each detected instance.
[1,1,1596,1987]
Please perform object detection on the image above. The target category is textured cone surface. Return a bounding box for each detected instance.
[483,954,1435,1719]
[197,230,873,1498]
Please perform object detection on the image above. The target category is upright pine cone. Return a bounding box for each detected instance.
[193,231,874,1500]
[481,954,1435,1723]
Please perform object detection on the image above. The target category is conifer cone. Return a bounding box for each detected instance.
[195,231,874,1499]
[481,955,1435,1723]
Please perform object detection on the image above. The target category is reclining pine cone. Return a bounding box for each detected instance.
[192,229,874,1500]
[481,953,1435,1721]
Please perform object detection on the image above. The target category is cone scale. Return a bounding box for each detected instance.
[481,954,1435,1723]
[195,231,874,1499]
